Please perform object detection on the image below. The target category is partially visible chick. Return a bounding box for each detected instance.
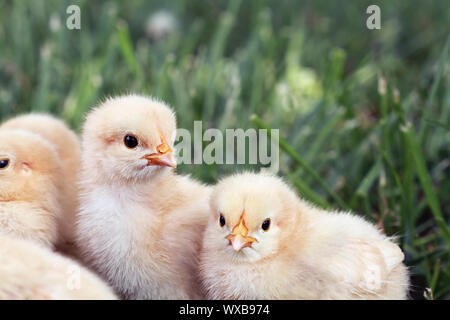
[76,95,211,299]
[0,129,64,248]
[0,234,117,300]
[1,113,81,248]
[200,172,409,300]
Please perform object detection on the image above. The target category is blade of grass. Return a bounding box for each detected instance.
[203,0,242,121]
[251,114,349,209]
[156,54,175,99]
[381,151,408,246]
[419,33,450,143]
[117,21,144,84]
[287,173,332,209]
[430,259,441,293]
[304,107,344,163]
[413,232,442,247]
[424,118,450,130]
[435,281,450,299]
[401,122,450,244]
[351,158,382,204]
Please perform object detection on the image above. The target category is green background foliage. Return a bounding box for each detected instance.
[0,0,449,299]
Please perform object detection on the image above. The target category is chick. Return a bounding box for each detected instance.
[1,114,81,248]
[0,234,117,299]
[76,95,211,299]
[0,129,64,248]
[200,172,409,300]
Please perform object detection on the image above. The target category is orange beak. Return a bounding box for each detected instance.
[143,134,177,168]
[225,211,257,252]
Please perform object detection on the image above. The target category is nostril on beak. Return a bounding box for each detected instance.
[156,143,171,154]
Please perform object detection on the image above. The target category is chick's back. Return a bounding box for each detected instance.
[0,234,117,300]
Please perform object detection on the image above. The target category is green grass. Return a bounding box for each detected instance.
[0,0,449,299]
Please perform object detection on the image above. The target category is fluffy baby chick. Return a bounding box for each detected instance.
[0,234,117,299]
[200,172,409,300]
[0,129,64,248]
[76,95,211,299]
[1,114,81,247]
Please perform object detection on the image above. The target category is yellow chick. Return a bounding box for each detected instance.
[0,234,117,300]
[1,114,81,248]
[0,129,64,248]
[200,172,409,300]
[76,95,211,299]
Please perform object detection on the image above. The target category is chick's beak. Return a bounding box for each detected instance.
[225,212,257,252]
[143,142,177,168]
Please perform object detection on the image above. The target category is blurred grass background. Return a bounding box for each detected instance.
[0,0,449,299]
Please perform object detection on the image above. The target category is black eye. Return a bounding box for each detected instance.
[219,214,226,227]
[124,135,139,149]
[0,159,9,169]
[261,218,271,231]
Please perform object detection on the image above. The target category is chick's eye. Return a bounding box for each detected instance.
[124,135,139,149]
[0,159,9,169]
[219,214,226,227]
[261,218,271,231]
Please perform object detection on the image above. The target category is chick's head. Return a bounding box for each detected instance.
[208,172,300,262]
[0,129,62,203]
[82,95,177,183]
